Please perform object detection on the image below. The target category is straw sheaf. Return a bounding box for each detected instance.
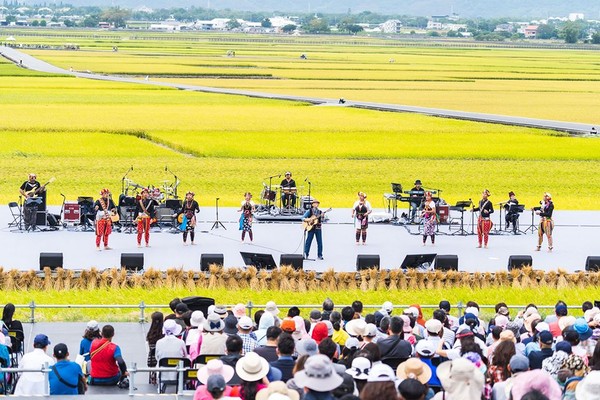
[0,267,600,291]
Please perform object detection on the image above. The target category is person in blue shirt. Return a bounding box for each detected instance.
[303,199,328,260]
[49,343,86,395]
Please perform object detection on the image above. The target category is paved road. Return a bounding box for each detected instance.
[1,46,596,135]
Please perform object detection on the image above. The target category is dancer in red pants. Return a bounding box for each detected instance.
[472,189,494,248]
[134,188,157,247]
[94,188,116,250]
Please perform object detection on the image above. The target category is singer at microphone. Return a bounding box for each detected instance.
[280,171,297,209]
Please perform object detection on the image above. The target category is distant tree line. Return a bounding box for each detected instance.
[2,3,599,43]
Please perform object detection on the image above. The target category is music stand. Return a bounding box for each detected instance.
[524,206,539,234]
[390,183,402,220]
[400,254,437,271]
[240,252,277,270]
[450,200,472,236]
[77,196,95,232]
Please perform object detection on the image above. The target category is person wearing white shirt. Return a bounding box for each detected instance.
[14,334,55,396]
[155,320,187,381]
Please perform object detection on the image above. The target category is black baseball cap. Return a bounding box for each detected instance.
[53,343,69,358]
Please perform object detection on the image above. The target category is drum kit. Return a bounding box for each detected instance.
[257,183,312,216]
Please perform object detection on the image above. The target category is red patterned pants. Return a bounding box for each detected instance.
[95,219,112,247]
[477,218,493,246]
[137,217,151,245]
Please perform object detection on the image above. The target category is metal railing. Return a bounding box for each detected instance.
[0,361,192,397]
[6,301,583,323]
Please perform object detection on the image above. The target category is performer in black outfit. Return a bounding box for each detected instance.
[177,191,200,245]
[534,192,554,252]
[409,179,425,222]
[504,191,520,233]
[19,173,45,231]
[280,172,297,208]
[472,189,494,248]
[94,188,117,250]
[134,188,158,247]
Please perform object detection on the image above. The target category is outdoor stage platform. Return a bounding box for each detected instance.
[1,206,599,273]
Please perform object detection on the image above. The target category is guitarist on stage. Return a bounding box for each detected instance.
[303,199,326,260]
[94,188,117,250]
[134,188,157,247]
[19,173,46,231]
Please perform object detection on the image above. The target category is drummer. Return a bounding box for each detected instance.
[280,171,297,208]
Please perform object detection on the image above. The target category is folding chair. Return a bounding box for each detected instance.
[8,202,21,228]
[7,331,24,367]
[183,367,199,390]
[192,354,222,368]
[157,357,191,394]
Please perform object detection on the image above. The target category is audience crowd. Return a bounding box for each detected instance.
[2,298,600,399]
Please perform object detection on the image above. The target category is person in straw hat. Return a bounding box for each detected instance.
[431,358,485,400]
[534,192,554,251]
[194,359,235,400]
[235,352,271,400]
[293,354,344,400]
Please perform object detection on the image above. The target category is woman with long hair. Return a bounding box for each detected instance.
[2,303,24,353]
[487,340,516,385]
[146,311,164,385]
[235,352,269,400]
[421,191,437,246]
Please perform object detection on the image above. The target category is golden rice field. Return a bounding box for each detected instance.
[0,31,599,209]
[9,29,600,124]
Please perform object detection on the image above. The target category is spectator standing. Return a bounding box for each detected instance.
[146,311,164,385]
[14,334,55,395]
[49,343,86,395]
[89,325,129,386]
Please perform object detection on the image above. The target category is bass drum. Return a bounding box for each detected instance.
[301,196,314,211]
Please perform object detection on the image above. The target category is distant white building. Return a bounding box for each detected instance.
[427,21,443,30]
[381,19,402,34]
[495,23,515,33]
[569,13,584,21]
[269,16,296,28]
[445,23,467,31]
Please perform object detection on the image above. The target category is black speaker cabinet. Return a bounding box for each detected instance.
[435,255,459,271]
[356,254,380,271]
[508,255,533,271]
[280,254,304,270]
[200,253,224,272]
[121,253,144,271]
[240,252,277,270]
[39,252,63,270]
[585,256,600,272]
[181,296,215,316]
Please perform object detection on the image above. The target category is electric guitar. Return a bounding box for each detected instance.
[303,208,332,231]
[24,177,55,205]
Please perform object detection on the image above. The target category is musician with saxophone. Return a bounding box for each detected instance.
[534,192,554,252]
[19,173,46,231]
[94,188,117,250]
[134,188,157,247]
[472,189,494,248]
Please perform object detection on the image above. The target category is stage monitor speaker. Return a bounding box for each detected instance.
[181,296,215,316]
[40,252,63,270]
[508,255,533,271]
[121,253,144,271]
[165,199,183,210]
[356,254,380,271]
[240,252,277,270]
[435,255,458,271]
[200,253,224,272]
[280,254,303,270]
[585,256,600,272]
[401,254,437,270]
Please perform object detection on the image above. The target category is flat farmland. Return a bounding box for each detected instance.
[10,30,600,124]
[1,32,600,208]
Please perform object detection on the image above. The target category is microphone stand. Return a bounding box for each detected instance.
[165,166,180,199]
[211,198,226,230]
[121,166,133,197]
[264,174,281,208]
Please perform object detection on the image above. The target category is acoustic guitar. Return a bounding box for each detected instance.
[303,208,332,231]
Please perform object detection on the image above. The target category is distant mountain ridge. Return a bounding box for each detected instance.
[20,0,600,19]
